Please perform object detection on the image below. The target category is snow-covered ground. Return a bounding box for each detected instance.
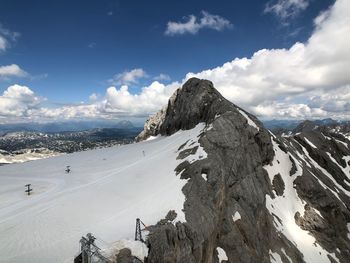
[0,150,60,164]
[0,124,206,263]
[264,138,341,263]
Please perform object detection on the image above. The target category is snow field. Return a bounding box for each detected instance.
[0,124,207,263]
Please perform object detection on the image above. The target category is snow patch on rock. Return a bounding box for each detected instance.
[238,109,259,131]
[232,211,241,222]
[176,123,208,165]
[281,248,292,263]
[304,137,317,149]
[334,138,348,148]
[269,250,282,263]
[216,247,228,262]
[264,139,335,263]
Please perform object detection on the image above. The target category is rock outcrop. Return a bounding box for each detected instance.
[134,78,350,263]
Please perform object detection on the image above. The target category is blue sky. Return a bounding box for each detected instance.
[2,0,350,123]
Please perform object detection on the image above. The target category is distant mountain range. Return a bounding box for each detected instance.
[0,119,138,134]
[0,124,142,164]
[262,118,348,133]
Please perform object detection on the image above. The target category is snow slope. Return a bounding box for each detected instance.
[0,150,60,164]
[265,138,341,263]
[0,124,206,263]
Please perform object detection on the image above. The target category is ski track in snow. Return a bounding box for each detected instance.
[0,124,207,263]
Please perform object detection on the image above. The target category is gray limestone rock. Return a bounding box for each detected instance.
[140,78,300,263]
[134,78,350,263]
[272,173,285,196]
[116,248,133,263]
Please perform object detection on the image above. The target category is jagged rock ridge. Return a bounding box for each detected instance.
[132,78,350,263]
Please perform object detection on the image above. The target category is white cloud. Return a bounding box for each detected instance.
[0,64,28,79]
[264,0,309,21]
[32,104,100,120]
[0,36,7,51]
[89,93,98,101]
[109,68,148,85]
[154,73,171,81]
[308,85,350,113]
[102,81,179,115]
[0,85,41,117]
[184,0,350,119]
[0,23,20,51]
[165,11,232,36]
[0,81,179,122]
[252,102,327,119]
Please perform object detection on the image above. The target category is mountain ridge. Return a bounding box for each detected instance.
[134,77,350,263]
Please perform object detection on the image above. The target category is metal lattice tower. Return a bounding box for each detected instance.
[78,233,110,263]
[135,218,146,242]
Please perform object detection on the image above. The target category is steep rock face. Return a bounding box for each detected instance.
[135,78,350,263]
[137,78,299,262]
[136,107,166,142]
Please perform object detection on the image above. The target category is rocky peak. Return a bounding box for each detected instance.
[159,77,233,136]
[293,120,317,133]
[137,77,255,141]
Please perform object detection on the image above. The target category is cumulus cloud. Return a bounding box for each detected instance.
[0,64,28,79]
[0,85,41,117]
[252,102,327,119]
[32,104,100,120]
[165,11,232,36]
[184,0,350,119]
[308,85,350,113]
[0,80,179,122]
[264,0,309,22]
[102,81,179,115]
[109,68,148,85]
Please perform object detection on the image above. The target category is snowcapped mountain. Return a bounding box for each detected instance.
[0,78,349,262]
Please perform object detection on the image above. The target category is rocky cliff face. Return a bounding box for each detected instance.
[130,78,350,263]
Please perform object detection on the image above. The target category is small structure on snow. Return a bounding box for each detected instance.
[25,184,33,196]
[74,233,110,263]
[135,218,147,243]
